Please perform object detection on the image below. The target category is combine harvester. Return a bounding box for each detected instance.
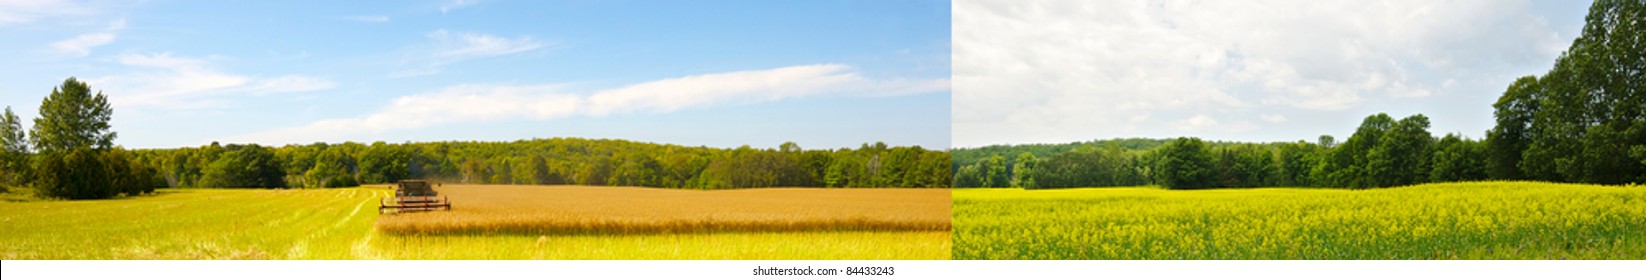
[380,180,452,214]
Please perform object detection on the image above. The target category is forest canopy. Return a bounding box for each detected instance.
[130,139,951,190]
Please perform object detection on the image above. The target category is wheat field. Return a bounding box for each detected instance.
[375,184,951,234]
[953,182,1646,259]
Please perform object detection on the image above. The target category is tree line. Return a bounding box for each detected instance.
[2,78,950,200]
[954,115,1492,190]
[129,139,950,190]
[953,0,1643,189]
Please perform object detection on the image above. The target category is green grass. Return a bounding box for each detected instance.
[953,181,1646,259]
[1,187,949,259]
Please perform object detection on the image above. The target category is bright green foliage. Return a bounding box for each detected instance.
[24,78,160,199]
[29,77,115,152]
[1486,76,1539,180]
[1431,134,1488,182]
[1367,114,1433,187]
[132,138,947,190]
[1154,137,1215,189]
[1010,152,1035,188]
[1496,0,1646,184]
[0,107,27,188]
[198,144,285,188]
[981,154,1008,188]
[952,164,981,188]
[608,152,661,187]
[356,141,415,184]
[303,147,358,188]
[1029,143,1145,189]
[33,148,156,199]
[954,182,1646,259]
[1274,141,1322,186]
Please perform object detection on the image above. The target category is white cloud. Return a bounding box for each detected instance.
[1173,115,1259,133]
[51,33,114,56]
[244,75,338,94]
[341,15,389,23]
[0,0,87,25]
[1259,114,1288,123]
[230,64,947,145]
[439,0,478,13]
[49,18,124,57]
[953,0,1565,146]
[586,64,946,116]
[91,53,335,109]
[394,29,545,77]
[428,29,542,59]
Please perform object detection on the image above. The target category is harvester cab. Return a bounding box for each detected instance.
[380,180,452,214]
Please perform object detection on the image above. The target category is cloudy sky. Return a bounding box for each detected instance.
[1,0,951,150]
[954,0,1592,147]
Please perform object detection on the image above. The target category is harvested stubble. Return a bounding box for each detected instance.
[375,185,951,235]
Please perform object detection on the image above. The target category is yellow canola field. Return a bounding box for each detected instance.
[953,182,1646,259]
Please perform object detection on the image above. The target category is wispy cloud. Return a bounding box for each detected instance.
[91,53,336,109]
[50,18,124,57]
[439,0,478,13]
[340,15,389,23]
[428,29,542,59]
[1259,114,1288,123]
[229,64,949,145]
[1173,115,1259,133]
[0,0,89,25]
[394,29,546,77]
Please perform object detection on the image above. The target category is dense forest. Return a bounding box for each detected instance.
[3,80,949,200]
[953,0,1644,189]
[128,139,950,190]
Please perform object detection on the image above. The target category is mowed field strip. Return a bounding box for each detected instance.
[953,182,1646,260]
[1,188,385,259]
[2,186,950,259]
[376,185,951,234]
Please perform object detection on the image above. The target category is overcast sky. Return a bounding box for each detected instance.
[953,0,1591,147]
[1,0,951,150]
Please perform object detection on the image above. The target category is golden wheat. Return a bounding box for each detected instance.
[375,185,951,235]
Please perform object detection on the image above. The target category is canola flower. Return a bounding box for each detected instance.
[953,181,1646,259]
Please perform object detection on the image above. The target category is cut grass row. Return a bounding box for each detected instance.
[0,188,383,259]
[953,182,1646,259]
[1,186,950,259]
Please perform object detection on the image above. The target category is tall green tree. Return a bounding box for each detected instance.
[1505,0,1646,184]
[1,107,28,187]
[1485,76,1539,180]
[1431,134,1488,182]
[1323,114,1394,188]
[30,78,115,152]
[1154,137,1215,189]
[980,154,1009,188]
[1367,114,1433,187]
[198,145,285,188]
[1010,152,1036,188]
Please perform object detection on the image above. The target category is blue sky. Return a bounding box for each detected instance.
[1,0,951,150]
[954,0,1592,147]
